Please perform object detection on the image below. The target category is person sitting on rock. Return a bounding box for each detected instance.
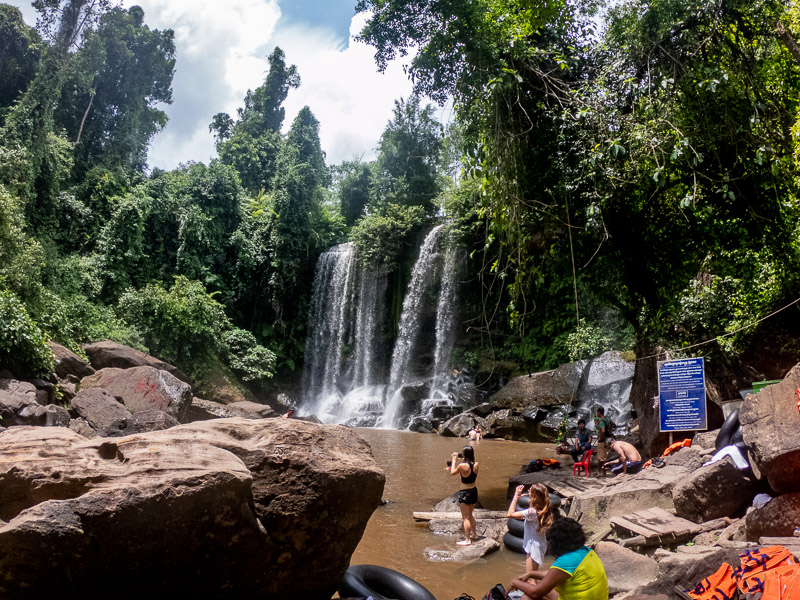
[507,517,609,600]
[569,419,593,463]
[601,438,643,477]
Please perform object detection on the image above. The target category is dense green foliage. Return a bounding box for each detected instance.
[2,0,800,400]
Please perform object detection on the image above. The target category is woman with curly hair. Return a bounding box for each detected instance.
[508,517,608,599]
[507,483,554,572]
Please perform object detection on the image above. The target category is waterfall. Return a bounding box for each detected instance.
[382,225,455,428]
[430,247,458,396]
[302,243,387,424]
[303,225,463,429]
[302,243,357,414]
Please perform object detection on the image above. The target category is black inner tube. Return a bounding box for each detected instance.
[503,531,526,553]
[715,408,740,451]
[339,564,436,600]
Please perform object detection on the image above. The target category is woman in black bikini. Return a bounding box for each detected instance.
[449,445,479,545]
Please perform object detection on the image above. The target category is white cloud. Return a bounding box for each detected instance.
[275,13,415,164]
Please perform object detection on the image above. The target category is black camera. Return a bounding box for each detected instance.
[457,452,464,458]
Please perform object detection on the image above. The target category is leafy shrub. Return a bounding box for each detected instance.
[565,318,612,361]
[0,185,44,300]
[118,275,231,368]
[349,203,426,272]
[221,328,276,385]
[0,289,53,377]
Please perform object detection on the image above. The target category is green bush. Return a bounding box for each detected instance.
[0,289,53,377]
[350,203,426,272]
[222,328,276,385]
[118,275,231,368]
[565,318,613,362]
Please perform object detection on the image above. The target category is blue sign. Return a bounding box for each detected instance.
[658,357,707,432]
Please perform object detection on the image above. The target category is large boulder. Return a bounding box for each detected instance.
[81,366,192,423]
[744,492,800,539]
[739,365,800,494]
[0,380,39,426]
[0,379,68,427]
[489,363,582,408]
[440,412,486,438]
[82,340,190,384]
[187,398,275,422]
[672,456,760,523]
[634,546,744,596]
[567,465,689,536]
[50,341,95,379]
[71,388,131,436]
[0,419,384,598]
[595,541,658,594]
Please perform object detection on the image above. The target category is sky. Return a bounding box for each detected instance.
[8,0,430,170]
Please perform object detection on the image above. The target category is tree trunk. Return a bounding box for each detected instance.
[777,22,800,66]
[76,90,95,144]
[629,338,670,457]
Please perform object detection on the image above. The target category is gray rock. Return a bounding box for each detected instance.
[126,409,180,434]
[745,492,800,539]
[664,447,703,470]
[16,404,71,427]
[439,413,486,438]
[568,465,689,537]
[692,429,719,450]
[71,388,131,435]
[489,364,581,408]
[0,380,39,426]
[634,546,744,596]
[595,541,658,594]
[227,401,275,419]
[56,381,77,402]
[82,340,190,383]
[673,456,759,522]
[50,342,95,379]
[81,366,192,423]
[423,537,500,562]
[69,417,97,438]
[739,364,800,493]
[427,518,506,541]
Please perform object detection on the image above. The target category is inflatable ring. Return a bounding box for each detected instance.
[731,426,745,449]
[338,564,436,600]
[715,408,740,451]
[507,517,524,537]
[503,531,526,554]
[515,493,561,511]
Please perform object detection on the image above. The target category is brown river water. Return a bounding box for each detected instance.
[348,429,556,600]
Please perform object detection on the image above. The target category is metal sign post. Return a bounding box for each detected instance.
[657,357,707,433]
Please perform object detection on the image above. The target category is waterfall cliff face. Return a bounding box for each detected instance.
[302,227,461,428]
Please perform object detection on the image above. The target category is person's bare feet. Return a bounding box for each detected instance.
[457,539,472,546]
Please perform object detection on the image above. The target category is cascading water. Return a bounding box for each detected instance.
[302,243,387,424]
[302,225,464,429]
[381,226,462,428]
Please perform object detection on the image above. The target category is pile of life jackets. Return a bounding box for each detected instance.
[687,545,799,599]
[642,438,692,469]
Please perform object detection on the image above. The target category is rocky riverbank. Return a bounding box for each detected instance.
[0,340,385,598]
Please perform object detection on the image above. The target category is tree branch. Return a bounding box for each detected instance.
[777,22,800,66]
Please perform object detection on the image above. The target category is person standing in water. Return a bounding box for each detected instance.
[449,446,479,545]
[507,483,554,573]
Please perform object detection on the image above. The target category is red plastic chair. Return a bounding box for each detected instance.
[573,449,593,477]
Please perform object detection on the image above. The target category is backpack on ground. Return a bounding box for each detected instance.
[481,583,507,600]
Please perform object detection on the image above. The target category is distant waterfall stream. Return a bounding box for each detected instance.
[301,226,463,429]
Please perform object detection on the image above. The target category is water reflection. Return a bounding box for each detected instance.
[350,429,555,600]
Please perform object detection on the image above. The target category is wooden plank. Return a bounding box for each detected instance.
[759,536,800,546]
[611,515,663,537]
[587,524,614,547]
[412,510,507,522]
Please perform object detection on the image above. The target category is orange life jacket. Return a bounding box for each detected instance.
[761,562,800,600]
[736,546,796,595]
[663,438,692,456]
[688,562,737,600]
[541,458,560,468]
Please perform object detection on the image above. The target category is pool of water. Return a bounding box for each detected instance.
[348,429,557,600]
